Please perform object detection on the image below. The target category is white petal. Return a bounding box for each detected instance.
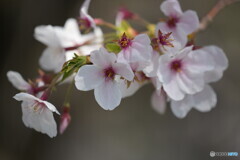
[170,96,193,119]
[171,27,188,47]
[39,47,66,73]
[193,85,217,112]
[90,48,117,68]
[143,51,160,77]
[39,100,60,115]
[160,0,183,17]
[178,10,199,34]
[34,25,61,47]
[94,80,122,110]
[176,70,204,95]
[21,104,57,138]
[151,90,166,114]
[113,62,134,81]
[133,34,151,45]
[158,53,173,82]
[13,92,37,102]
[7,71,30,91]
[75,65,104,91]
[203,46,228,83]
[163,77,185,101]
[185,48,214,74]
[14,92,60,114]
[64,18,81,36]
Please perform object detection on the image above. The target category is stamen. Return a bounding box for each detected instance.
[104,67,115,80]
[118,33,132,49]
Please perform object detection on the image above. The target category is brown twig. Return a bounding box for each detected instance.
[197,0,240,32]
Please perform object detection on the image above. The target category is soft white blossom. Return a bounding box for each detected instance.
[156,0,199,46]
[75,48,134,110]
[13,93,60,138]
[35,18,103,73]
[157,46,214,101]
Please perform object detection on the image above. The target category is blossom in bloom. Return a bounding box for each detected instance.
[157,46,214,101]
[156,0,199,46]
[13,93,60,138]
[59,106,71,134]
[170,85,217,118]
[75,48,134,110]
[35,18,103,73]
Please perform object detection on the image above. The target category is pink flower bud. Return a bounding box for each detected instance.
[59,107,71,134]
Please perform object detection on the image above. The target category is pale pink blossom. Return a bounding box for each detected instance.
[157,46,214,101]
[35,18,103,72]
[13,93,60,138]
[170,85,217,118]
[75,48,134,110]
[156,0,199,46]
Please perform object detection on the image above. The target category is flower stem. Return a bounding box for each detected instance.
[63,79,75,106]
[197,0,240,32]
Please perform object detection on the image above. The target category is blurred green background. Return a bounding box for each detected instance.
[1,0,240,159]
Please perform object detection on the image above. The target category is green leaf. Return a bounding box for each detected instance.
[61,55,87,82]
[105,43,121,53]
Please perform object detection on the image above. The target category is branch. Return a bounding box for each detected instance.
[197,0,240,32]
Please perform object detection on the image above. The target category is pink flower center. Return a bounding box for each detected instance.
[118,33,132,49]
[104,67,115,80]
[167,17,179,28]
[79,17,91,29]
[170,60,182,72]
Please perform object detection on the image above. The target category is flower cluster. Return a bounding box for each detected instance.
[7,0,230,137]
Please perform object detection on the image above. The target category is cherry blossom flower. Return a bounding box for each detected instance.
[156,0,199,46]
[170,85,217,118]
[75,48,134,110]
[13,92,60,138]
[157,46,214,101]
[35,18,103,73]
